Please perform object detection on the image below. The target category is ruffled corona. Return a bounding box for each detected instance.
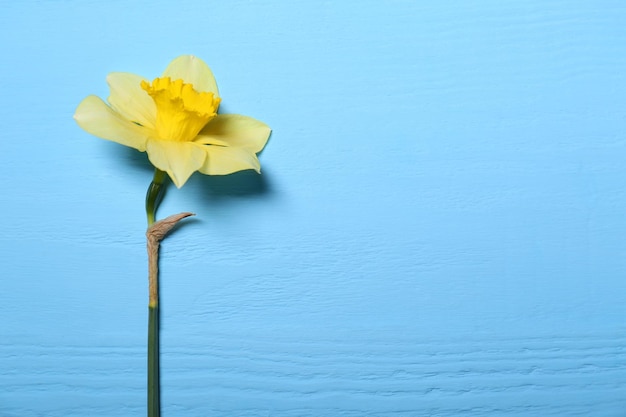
[141,77,221,142]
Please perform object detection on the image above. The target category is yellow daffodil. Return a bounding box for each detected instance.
[74,55,271,188]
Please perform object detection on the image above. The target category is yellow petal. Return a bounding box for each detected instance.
[145,140,207,188]
[199,146,262,176]
[107,72,156,129]
[162,55,219,95]
[196,114,271,153]
[74,95,150,151]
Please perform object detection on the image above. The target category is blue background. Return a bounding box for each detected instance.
[2,0,626,415]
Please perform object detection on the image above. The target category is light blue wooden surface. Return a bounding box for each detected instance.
[1,0,626,415]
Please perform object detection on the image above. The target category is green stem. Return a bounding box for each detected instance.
[145,168,166,417]
[145,212,194,417]
[146,169,167,227]
[148,305,160,417]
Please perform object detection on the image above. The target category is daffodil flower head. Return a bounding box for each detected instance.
[74,55,271,188]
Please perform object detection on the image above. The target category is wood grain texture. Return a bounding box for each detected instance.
[2,333,626,416]
[1,0,626,415]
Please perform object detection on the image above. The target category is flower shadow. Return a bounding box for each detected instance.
[187,168,274,204]
[106,143,155,175]
[105,142,274,210]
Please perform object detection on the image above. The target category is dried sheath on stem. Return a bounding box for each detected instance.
[146,212,194,417]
